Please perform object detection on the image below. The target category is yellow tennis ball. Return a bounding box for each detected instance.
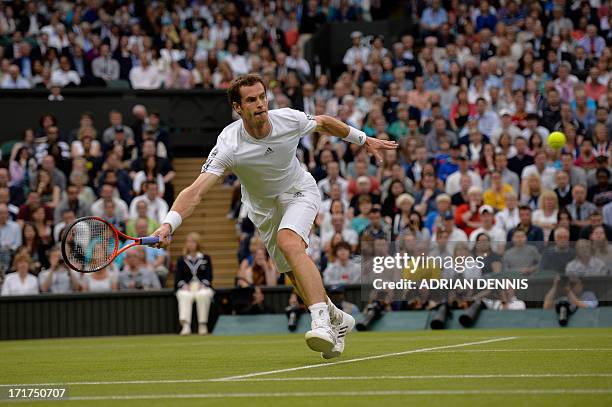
[548,131,566,149]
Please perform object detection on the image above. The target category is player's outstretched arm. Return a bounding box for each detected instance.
[152,171,221,245]
[313,115,398,164]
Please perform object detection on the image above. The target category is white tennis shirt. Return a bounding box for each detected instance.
[202,108,318,199]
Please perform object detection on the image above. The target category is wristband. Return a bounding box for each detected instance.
[162,210,182,234]
[345,126,366,145]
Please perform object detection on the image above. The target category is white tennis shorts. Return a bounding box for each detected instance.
[243,179,321,273]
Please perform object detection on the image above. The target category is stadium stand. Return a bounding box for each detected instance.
[0,0,611,329]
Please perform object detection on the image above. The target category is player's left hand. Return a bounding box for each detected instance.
[365,137,398,165]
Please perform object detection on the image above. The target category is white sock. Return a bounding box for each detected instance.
[326,297,342,324]
[309,302,330,323]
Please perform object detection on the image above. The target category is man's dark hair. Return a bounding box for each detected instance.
[518,204,532,212]
[227,74,266,107]
[333,241,351,255]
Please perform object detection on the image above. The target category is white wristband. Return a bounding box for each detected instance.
[345,127,366,145]
[162,210,182,234]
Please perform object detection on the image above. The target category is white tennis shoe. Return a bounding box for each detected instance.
[305,318,335,353]
[321,310,355,359]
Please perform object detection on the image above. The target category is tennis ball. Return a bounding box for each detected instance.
[547,131,566,149]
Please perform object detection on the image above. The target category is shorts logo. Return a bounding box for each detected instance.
[293,191,304,198]
[264,147,274,156]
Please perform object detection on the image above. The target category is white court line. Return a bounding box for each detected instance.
[4,373,611,388]
[0,337,515,388]
[431,348,612,353]
[222,373,612,382]
[211,337,517,382]
[57,389,612,401]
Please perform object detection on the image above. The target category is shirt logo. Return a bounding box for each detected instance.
[264,147,274,156]
[306,114,314,121]
[293,191,304,198]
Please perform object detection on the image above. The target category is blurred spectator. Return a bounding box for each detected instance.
[1,252,38,296]
[565,239,608,277]
[502,229,541,275]
[118,247,161,290]
[0,203,22,251]
[237,247,279,287]
[175,232,214,335]
[544,275,598,310]
[134,218,168,286]
[128,181,168,223]
[91,183,129,224]
[53,184,91,223]
[81,265,119,292]
[1,64,30,89]
[38,246,79,294]
[323,242,360,285]
[126,200,160,237]
[129,55,162,89]
[92,44,119,84]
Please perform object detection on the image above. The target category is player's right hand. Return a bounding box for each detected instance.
[152,223,173,248]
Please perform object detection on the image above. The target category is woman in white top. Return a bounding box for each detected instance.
[1,252,39,296]
[495,191,520,234]
[532,190,558,242]
[81,265,119,293]
[132,155,165,196]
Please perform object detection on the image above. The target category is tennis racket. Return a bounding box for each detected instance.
[60,216,163,273]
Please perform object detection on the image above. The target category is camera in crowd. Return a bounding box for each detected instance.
[356,300,384,331]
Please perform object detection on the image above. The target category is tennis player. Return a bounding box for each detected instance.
[153,74,397,358]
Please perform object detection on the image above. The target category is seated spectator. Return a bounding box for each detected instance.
[53,209,76,243]
[588,225,612,266]
[129,55,162,89]
[0,187,20,221]
[431,209,469,254]
[53,184,90,223]
[455,186,484,236]
[1,64,30,89]
[32,205,53,248]
[118,247,162,290]
[472,232,503,275]
[0,203,22,252]
[1,252,39,296]
[502,229,541,275]
[102,110,135,147]
[566,184,596,229]
[38,246,80,294]
[69,170,97,207]
[507,205,544,242]
[322,213,359,254]
[81,264,119,292]
[483,170,514,210]
[134,218,169,285]
[51,56,81,87]
[532,190,559,241]
[70,126,102,159]
[132,155,165,196]
[351,195,372,235]
[361,205,391,240]
[565,239,608,277]
[91,44,120,85]
[126,200,161,237]
[91,183,129,224]
[128,181,169,223]
[469,205,506,253]
[9,146,37,189]
[237,247,279,287]
[540,227,576,275]
[33,168,60,210]
[175,232,214,335]
[543,274,598,310]
[323,242,360,285]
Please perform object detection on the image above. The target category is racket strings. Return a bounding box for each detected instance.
[64,218,117,272]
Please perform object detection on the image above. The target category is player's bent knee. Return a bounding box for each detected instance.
[176,289,191,299]
[276,229,304,256]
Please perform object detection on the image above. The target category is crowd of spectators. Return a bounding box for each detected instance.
[1,0,610,314]
[226,0,612,313]
[0,0,388,90]
[0,104,176,296]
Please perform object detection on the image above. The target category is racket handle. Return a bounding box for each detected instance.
[140,236,160,245]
